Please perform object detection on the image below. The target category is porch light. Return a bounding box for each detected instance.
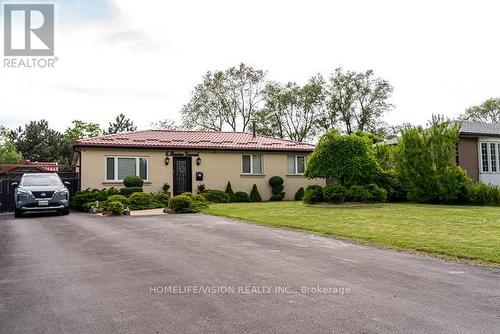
[164,157,170,165]
[196,157,202,166]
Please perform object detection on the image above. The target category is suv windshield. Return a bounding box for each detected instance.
[21,175,62,187]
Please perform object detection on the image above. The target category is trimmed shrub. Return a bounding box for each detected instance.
[119,187,143,197]
[346,185,372,202]
[269,176,285,201]
[128,192,153,210]
[294,187,305,201]
[106,195,129,206]
[249,184,262,202]
[181,192,194,197]
[123,175,144,187]
[225,182,235,202]
[106,201,124,215]
[203,189,230,203]
[70,188,120,211]
[465,183,500,205]
[303,185,324,204]
[152,192,170,208]
[168,195,203,213]
[234,191,250,202]
[323,183,346,203]
[191,195,209,210]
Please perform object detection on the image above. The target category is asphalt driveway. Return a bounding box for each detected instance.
[0,212,499,333]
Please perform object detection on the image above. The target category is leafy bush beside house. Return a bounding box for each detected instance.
[395,118,469,204]
[294,187,305,201]
[106,201,124,215]
[168,195,206,213]
[465,183,500,205]
[303,185,324,204]
[323,183,346,203]
[105,195,129,210]
[119,187,144,197]
[234,191,250,202]
[128,192,153,210]
[203,190,230,203]
[71,188,120,211]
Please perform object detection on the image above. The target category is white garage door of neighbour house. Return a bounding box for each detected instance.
[478,138,500,185]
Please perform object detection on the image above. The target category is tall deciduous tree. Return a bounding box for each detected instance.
[395,115,469,203]
[304,130,382,185]
[150,118,180,130]
[61,120,102,164]
[181,63,265,132]
[461,98,500,123]
[320,68,394,134]
[106,114,137,134]
[260,76,324,141]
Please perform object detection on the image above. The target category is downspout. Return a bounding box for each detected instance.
[72,146,81,191]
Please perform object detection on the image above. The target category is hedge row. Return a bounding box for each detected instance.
[304,183,387,204]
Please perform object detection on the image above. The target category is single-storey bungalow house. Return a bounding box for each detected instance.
[457,122,500,185]
[72,130,323,199]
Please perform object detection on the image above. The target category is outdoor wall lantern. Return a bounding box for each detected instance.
[164,156,170,166]
[196,157,202,166]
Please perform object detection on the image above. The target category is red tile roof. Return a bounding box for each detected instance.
[74,130,315,152]
[0,161,59,174]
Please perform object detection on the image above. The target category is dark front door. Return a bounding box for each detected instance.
[173,157,192,195]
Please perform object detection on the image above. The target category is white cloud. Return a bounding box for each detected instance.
[1,0,499,132]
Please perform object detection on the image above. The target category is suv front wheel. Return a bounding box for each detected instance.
[14,209,23,218]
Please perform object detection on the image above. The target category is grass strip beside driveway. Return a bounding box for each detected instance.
[204,202,500,266]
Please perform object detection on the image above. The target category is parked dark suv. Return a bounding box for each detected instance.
[13,173,70,217]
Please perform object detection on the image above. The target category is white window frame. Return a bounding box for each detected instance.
[288,155,306,174]
[478,140,500,174]
[241,154,264,175]
[105,156,149,181]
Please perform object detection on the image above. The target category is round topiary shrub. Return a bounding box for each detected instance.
[168,195,198,213]
[249,184,262,202]
[323,183,346,203]
[303,185,324,204]
[123,175,144,188]
[233,191,250,202]
[152,192,170,208]
[346,185,371,202]
[106,201,124,215]
[294,187,305,201]
[269,176,285,201]
[202,190,230,203]
[128,192,153,210]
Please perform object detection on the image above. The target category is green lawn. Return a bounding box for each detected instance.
[204,202,500,265]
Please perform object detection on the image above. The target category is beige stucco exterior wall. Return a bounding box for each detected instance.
[78,148,324,200]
